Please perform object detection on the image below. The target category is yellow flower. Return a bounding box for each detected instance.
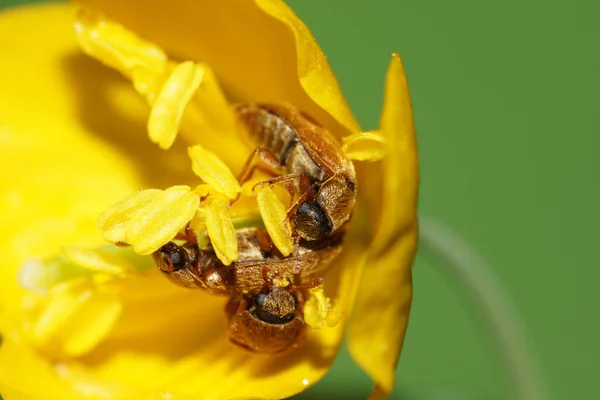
[0,1,418,399]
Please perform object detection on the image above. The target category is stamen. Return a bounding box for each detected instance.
[19,247,153,294]
[74,10,166,82]
[125,186,200,254]
[204,199,238,265]
[29,279,122,357]
[19,258,89,294]
[193,184,212,199]
[188,144,241,199]
[342,130,386,161]
[190,207,207,235]
[304,286,341,329]
[97,189,162,244]
[61,246,135,276]
[255,186,293,256]
[148,62,205,149]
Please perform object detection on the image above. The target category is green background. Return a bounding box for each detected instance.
[2,0,598,398]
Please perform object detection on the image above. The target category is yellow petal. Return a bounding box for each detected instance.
[255,185,293,256]
[348,54,419,394]
[256,0,359,136]
[125,186,200,254]
[74,9,167,81]
[77,0,360,139]
[2,260,360,399]
[184,62,236,140]
[61,246,135,275]
[188,144,241,199]
[0,3,370,399]
[97,189,162,243]
[0,1,150,316]
[148,61,204,149]
[204,199,238,265]
[342,130,386,161]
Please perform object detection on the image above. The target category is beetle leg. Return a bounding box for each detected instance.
[295,289,306,313]
[236,296,251,314]
[237,147,283,185]
[255,229,275,254]
[290,277,323,292]
[251,172,305,204]
[230,147,285,205]
[174,222,198,244]
[283,184,316,224]
[262,266,275,289]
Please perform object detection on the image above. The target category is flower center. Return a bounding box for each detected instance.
[15,9,389,358]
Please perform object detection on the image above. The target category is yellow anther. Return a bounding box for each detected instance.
[125,185,200,255]
[19,258,83,294]
[61,246,134,276]
[188,144,241,199]
[74,10,166,80]
[193,184,212,199]
[148,62,205,149]
[190,207,207,235]
[29,279,122,357]
[304,286,341,329]
[97,189,162,244]
[204,199,238,265]
[255,185,293,256]
[342,130,386,161]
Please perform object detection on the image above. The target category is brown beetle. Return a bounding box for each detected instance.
[152,227,341,354]
[225,287,306,354]
[235,104,357,241]
[152,227,343,295]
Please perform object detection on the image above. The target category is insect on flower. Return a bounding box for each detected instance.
[2,0,418,397]
[152,227,344,295]
[226,287,305,354]
[235,104,357,241]
[153,226,342,353]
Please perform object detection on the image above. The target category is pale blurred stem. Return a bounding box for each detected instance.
[418,218,549,400]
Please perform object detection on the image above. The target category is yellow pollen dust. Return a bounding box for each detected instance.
[304,286,342,329]
[342,130,386,161]
[255,185,294,256]
[272,278,291,288]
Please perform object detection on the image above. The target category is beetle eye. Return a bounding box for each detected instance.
[254,307,294,325]
[252,292,295,325]
[168,248,187,270]
[294,201,332,241]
